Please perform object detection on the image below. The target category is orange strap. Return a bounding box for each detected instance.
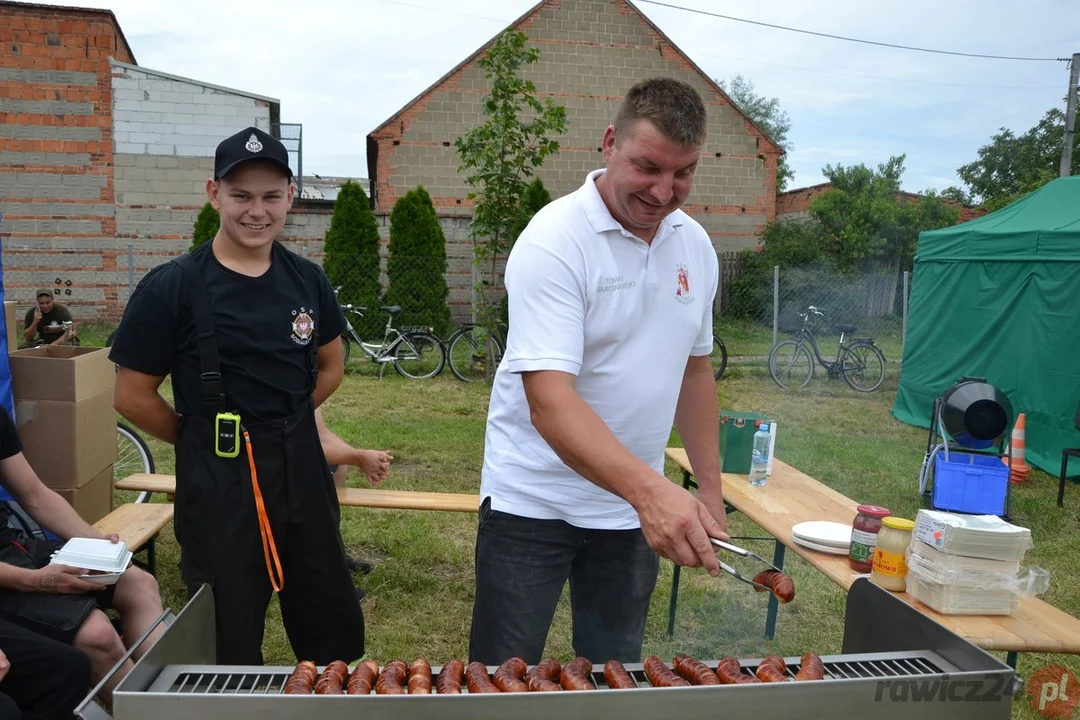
[243,429,284,592]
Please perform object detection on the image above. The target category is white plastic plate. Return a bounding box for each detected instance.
[791,520,852,548]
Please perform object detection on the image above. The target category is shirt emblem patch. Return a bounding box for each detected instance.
[291,308,314,345]
[675,263,694,305]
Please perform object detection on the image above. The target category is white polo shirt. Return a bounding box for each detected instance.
[480,168,719,530]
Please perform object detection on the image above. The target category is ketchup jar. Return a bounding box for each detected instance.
[849,504,891,572]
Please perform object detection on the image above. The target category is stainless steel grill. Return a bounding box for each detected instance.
[78,578,1017,720]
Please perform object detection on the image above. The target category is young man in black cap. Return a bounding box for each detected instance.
[23,290,77,347]
[109,127,365,666]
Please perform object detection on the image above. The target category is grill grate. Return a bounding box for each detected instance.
[170,672,291,695]
[163,655,947,695]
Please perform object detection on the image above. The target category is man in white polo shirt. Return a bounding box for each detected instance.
[469,77,728,665]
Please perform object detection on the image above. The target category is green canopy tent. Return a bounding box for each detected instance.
[893,176,1080,478]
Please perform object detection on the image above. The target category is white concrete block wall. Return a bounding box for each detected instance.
[110,62,272,157]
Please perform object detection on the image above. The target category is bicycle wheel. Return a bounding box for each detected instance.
[448,326,504,382]
[769,339,814,389]
[711,335,728,380]
[840,341,886,392]
[341,336,352,366]
[116,423,155,504]
[393,331,446,379]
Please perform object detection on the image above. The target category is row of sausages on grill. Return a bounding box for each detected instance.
[283,652,825,695]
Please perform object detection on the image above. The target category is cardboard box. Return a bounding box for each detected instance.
[718,410,777,475]
[3,300,16,353]
[54,465,114,525]
[14,388,117,489]
[8,346,114,403]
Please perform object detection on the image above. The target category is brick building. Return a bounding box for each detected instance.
[777,182,985,223]
[368,0,784,251]
[3,0,783,327]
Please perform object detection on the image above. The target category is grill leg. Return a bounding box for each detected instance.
[1006,651,1017,669]
[764,542,786,640]
[147,536,157,576]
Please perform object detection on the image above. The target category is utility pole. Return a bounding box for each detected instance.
[1060,53,1079,177]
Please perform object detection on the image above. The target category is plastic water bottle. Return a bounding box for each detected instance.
[749,422,771,486]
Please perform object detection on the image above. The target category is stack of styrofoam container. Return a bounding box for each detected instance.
[906,509,1033,615]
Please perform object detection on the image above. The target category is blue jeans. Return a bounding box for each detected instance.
[468,496,660,664]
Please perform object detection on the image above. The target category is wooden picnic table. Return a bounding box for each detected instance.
[115,474,479,513]
[665,447,1080,667]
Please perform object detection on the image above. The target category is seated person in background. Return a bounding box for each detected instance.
[314,407,392,577]
[0,406,164,707]
[0,615,92,720]
[23,291,77,347]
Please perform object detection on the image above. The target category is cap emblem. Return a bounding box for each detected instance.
[245,134,263,153]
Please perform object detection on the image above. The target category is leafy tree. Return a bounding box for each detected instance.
[323,180,382,338]
[385,186,452,337]
[511,177,553,241]
[717,74,794,191]
[190,202,219,251]
[455,29,569,367]
[956,106,1078,211]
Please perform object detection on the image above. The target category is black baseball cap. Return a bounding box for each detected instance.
[214,126,293,180]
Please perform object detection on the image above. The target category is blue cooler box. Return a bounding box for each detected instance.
[931,450,1009,516]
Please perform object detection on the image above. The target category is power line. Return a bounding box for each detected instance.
[697,51,1062,90]
[634,0,1068,62]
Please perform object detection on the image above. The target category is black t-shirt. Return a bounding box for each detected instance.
[24,303,73,343]
[0,406,25,530]
[108,242,345,423]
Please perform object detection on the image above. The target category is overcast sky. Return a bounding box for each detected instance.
[67,0,1076,194]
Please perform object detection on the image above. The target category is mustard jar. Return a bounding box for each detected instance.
[870,517,915,592]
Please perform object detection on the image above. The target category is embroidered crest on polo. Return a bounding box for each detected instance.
[675,263,693,304]
[245,134,263,153]
[291,308,314,346]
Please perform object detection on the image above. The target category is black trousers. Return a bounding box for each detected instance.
[174,400,364,665]
[0,616,91,720]
[468,497,660,665]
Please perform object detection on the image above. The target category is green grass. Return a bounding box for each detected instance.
[79,330,1078,719]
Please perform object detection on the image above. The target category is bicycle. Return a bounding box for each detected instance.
[337,291,446,380]
[768,305,886,392]
[115,422,156,504]
[445,322,506,383]
[711,335,728,380]
[446,322,728,382]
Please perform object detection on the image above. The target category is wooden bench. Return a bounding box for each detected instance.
[92,502,174,576]
[116,474,479,513]
[665,447,1080,669]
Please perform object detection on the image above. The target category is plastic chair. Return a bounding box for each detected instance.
[1058,401,1080,507]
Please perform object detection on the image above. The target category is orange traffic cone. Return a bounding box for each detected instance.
[1004,413,1030,484]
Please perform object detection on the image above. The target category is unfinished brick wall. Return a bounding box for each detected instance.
[368,0,781,253]
[0,2,134,324]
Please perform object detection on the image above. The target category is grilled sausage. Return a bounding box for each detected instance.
[755,656,788,683]
[603,660,637,689]
[794,653,825,681]
[525,658,562,692]
[492,657,529,693]
[559,657,595,691]
[436,660,466,694]
[346,659,380,695]
[284,660,318,694]
[751,570,796,603]
[672,654,721,686]
[408,659,433,694]
[466,661,501,693]
[715,656,761,684]
[375,660,408,695]
[643,656,689,688]
[314,660,349,695]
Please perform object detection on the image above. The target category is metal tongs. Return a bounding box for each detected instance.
[710,537,782,592]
